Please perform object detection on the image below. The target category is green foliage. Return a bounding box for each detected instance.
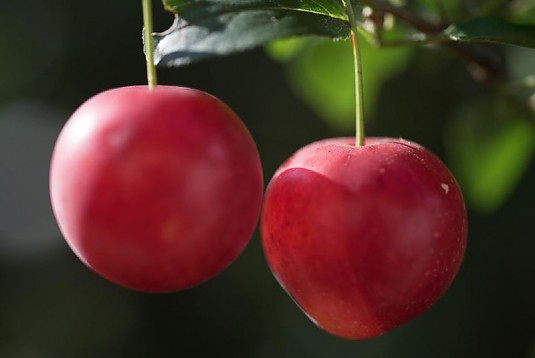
[446,101,535,213]
[445,17,535,48]
[154,0,349,66]
[267,37,412,130]
[154,0,535,67]
[153,0,535,211]
[162,0,347,18]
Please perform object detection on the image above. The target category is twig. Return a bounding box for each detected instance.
[360,0,504,82]
[361,0,448,33]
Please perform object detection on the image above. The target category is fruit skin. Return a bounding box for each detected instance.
[261,137,467,339]
[50,86,263,292]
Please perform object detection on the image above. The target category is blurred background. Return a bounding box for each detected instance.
[1,0,534,357]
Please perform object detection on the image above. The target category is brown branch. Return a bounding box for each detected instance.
[360,0,504,82]
[361,0,447,33]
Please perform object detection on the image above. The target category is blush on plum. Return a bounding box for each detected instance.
[261,137,467,339]
[50,86,263,292]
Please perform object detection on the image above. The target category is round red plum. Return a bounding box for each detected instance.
[261,137,467,339]
[50,86,263,292]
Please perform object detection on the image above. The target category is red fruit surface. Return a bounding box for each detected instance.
[261,137,467,339]
[50,86,263,292]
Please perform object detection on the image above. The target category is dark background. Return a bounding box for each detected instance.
[1,1,534,357]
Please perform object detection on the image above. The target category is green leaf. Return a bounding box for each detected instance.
[155,0,350,66]
[265,37,309,62]
[280,37,412,131]
[162,0,347,18]
[154,1,535,67]
[445,101,535,213]
[444,17,535,48]
[514,6,535,25]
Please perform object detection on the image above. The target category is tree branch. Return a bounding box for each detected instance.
[361,0,447,33]
[360,0,504,82]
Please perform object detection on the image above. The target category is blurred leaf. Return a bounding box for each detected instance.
[281,37,412,131]
[154,0,349,66]
[444,17,535,48]
[446,101,535,213]
[506,47,535,107]
[416,0,463,20]
[514,6,535,24]
[508,46,535,81]
[265,37,310,62]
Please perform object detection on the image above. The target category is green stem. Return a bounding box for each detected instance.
[343,0,365,147]
[143,0,158,88]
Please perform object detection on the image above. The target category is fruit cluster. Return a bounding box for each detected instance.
[50,85,467,339]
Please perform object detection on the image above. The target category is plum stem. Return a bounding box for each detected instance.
[343,0,365,147]
[143,0,158,89]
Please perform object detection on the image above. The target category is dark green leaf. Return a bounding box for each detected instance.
[444,17,535,48]
[153,1,535,67]
[162,0,347,19]
[154,0,350,66]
